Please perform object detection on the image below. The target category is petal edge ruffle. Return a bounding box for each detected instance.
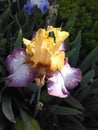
[6,48,28,73]
[47,71,69,98]
[6,63,35,87]
[61,59,82,90]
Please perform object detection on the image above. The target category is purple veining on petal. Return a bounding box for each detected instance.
[61,58,82,90]
[46,71,69,98]
[59,42,66,51]
[6,63,36,87]
[6,48,28,73]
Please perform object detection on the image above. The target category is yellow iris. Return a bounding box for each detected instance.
[23,26,69,71]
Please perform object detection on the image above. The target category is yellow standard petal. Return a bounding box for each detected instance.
[23,26,69,71]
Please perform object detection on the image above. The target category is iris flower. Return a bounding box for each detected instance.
[24,0,49,14]
[6,26,82,98]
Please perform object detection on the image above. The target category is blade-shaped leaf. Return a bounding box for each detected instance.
[2,96,16,123]
[46,105,82,117]
[76,85,91,102]
[0,8,10,23]
[66,48,76,58]
[64,95,84,110]
[40,89,54,103]
[14,29,23,49]
[85,104,98,114]
[80,69,95,87]
[63,10,76,33]
[0,64,6,76]
[64,117,86,130]
[74,69,95,99]
[69,31,81,66]
[14,115,41,130]
[19,108,34,130]
[80,45,98,72]
[4,21,14,33]
[17,107,41,130]
[56,106,82,116]
[14,115,40,130]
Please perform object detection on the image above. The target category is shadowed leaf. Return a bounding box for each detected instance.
[2,96,16,123]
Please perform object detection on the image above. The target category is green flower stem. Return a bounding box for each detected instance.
[34,88,41,117]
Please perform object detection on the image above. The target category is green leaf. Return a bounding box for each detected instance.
[65,117,86,130]
[2,96,16,123]
[14,29,23,49]
[4,21,14,33]
[84,97,98,106]
[80,45,98,72]
[0,38,6,53]
[0,38,7,46]
[69,31,81,66]
[0,8,10,23]
[14,118,27,130]
[80,69,95,87]
[56,106,82,116]
[66,48,76,58]
[85,104,98,114]
[45,105,58,117]
[76,85,91,102]
[74,69,95,100]
[0,64,6,76]
[16,107,41,130]
[63,10,76,33]
[46,105,82,117]
[40,89,54,103]
[14,116,41,130]
[64,95,84,110]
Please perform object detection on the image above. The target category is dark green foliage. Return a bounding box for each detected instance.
[58,0,98,49]
[0,0,98,130]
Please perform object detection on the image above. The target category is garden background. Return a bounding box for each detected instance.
[0,0,98,130]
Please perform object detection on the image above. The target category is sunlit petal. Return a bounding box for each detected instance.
[61,58,82,89]
[47,72,69,98]
[6,48,28,73]
[47,26,69,45]
[51,51,65,70]
[23,26,69,71]
[6,64,35,87]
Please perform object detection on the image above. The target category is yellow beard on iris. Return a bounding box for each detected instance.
[23,26,69,72]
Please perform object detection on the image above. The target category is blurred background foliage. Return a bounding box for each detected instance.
[58,0,98,49]
[0,0,98,130]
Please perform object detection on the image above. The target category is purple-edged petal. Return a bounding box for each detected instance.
[47,72,69,98]
[59,42,66,51]
[6,48,28,73]
[6,63,35,87]
[61,58,82,90]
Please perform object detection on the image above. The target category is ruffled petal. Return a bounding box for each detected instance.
[6,64,35,87]
[61,58,82,89]
[6,48,28,73]
[47,72,69,98]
